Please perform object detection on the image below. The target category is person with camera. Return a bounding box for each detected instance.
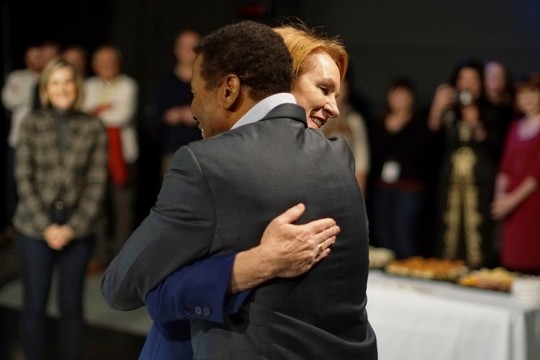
[427,58,504,269]
[13,58,108,360]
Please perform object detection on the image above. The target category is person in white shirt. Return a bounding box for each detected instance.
[84,45,139,270]
[1,44,43,230]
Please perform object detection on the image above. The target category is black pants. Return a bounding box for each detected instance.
[17,234,94,360]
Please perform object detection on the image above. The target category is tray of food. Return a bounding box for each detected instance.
[368,246,395,269]
[384,256,469,281]
[457,267,516,292]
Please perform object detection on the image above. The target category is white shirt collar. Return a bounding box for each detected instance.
[231,93,296,130]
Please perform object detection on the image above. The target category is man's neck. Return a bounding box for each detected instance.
[231,93,296,130]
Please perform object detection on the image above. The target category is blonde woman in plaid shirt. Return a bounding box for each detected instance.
[13,57,108,360]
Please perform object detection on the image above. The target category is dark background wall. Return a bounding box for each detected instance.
[2,0,540,220]
[302,1,540,116]
[3,0,540,121]
[114,0,540,117]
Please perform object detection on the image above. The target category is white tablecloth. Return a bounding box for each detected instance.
[367,270,540,360]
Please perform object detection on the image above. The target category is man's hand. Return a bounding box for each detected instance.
[230,203,339,293]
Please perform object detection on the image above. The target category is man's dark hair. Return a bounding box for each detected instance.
[195,20,293,101]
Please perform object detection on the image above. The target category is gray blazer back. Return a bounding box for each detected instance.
[103,103,377,359]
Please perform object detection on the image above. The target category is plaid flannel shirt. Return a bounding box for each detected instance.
[13,109,108,239]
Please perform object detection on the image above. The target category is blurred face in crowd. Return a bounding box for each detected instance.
[63,47,87,74]
[25,46,43,73]
[516,87,540,116]
[292,51,341,129]
[47,66,77,111]
[388,86,414,113]
[92,47,121,82]
[456,67,482,100]
[41,43,61,65]
[175,31,200,66]
[484,61,507,99]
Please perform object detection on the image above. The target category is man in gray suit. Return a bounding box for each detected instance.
[102,21,377,359]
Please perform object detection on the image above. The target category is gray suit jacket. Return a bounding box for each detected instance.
[102,103,377,359]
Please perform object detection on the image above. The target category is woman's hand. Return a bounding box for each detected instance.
[43,224,75,250]
[229,203,340,293]
[491,193,516,220]
[428,83,456,131]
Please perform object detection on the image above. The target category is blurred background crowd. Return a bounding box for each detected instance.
[2,1,540,274]
[1,1,540,358]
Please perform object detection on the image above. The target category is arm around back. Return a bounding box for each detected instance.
[145,253,251,324]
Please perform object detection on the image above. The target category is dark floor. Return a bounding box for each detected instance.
[0,232,148,360]
[0,307,146,360]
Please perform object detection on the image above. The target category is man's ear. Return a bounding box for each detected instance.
[219,74,241,109]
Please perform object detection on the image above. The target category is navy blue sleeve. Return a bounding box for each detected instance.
[145,253,252,324]
[139,322,193,360]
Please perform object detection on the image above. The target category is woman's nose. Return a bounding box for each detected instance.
[324,98,340,118]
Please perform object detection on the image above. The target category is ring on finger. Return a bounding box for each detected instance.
[317,243,324,256]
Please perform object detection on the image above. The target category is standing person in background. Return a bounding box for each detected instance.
[14,58,107,360]
[484,59,516,160]
[492,72,540,274]
[428,59,502,268]
[63,45,88,77]
[1,44,43,234]
[84,45,139,271]
[484,60,515,119]
[152,30,202,178]
[31,40,62,111]
[321,76,370,192]
[40,41,62,64]
[483,59,516,259]
[369,77,435,259]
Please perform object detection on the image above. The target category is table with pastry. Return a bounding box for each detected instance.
[366,247,540,360]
